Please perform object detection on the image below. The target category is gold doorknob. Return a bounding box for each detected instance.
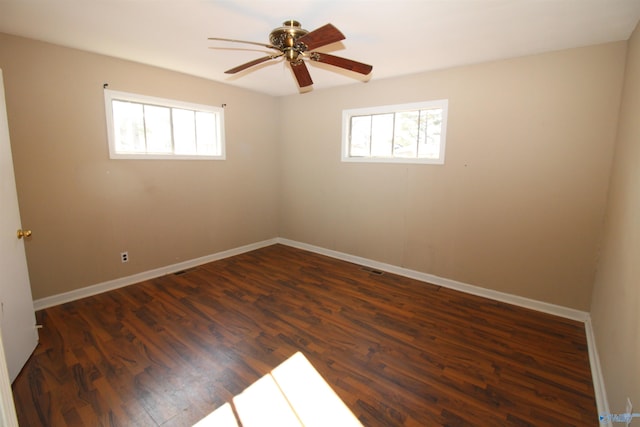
[17,229,32,239]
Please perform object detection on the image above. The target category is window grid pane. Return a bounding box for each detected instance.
[370,113,394,157]
[393,110,420,158]
[195,112,217,155]
[417,108,442,159]
[172,108,197,155]
[349,116,372,157]
[112,100,146,153]
[144,105,172,154]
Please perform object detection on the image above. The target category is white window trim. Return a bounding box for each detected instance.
[104,89,226,160]
[341,99,448,164]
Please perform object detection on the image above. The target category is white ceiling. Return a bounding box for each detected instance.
[1,0,639,96]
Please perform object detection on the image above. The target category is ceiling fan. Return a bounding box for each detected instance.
[209,20,373,88]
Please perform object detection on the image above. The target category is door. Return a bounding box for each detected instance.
[0,68,38,383]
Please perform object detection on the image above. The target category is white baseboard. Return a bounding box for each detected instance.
[32,237,606,419]
[584,315,610,425]
[33,237,590,320]
[276,238,589,322]
[32,238,278,311]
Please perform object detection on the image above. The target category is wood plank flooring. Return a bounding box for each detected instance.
[12,244,598,426]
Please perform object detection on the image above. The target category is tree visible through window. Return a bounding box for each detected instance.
[342,100,448,164]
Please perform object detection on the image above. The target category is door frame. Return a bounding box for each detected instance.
[0,327,19,427]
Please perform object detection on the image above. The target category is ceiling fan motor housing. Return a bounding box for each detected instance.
[270,20,309,61]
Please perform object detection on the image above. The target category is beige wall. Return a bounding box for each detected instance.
[590,23,640,413]
[0,32,630,314]
[0,33,280,300]
[279,42,626,311]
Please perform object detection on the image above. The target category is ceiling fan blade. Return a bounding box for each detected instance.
[310,52,373,75]
[296,24,345,51]
[225,54,282,74]
[209,37,279,51]
[290,61,313,87]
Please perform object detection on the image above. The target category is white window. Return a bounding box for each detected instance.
[104,90,225,160]
[342,100,448,164]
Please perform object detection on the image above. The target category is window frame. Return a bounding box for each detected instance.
[104,89,226,160]
[341,99,448,164]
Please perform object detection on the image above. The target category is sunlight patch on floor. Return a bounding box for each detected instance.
[194,352,362,427]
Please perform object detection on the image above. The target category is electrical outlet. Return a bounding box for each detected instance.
[121,251,129,263]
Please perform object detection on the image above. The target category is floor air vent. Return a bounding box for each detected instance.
[360,267,384,275]
[174,267,198,276]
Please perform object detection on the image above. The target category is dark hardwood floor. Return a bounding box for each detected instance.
[12,244,597,426]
